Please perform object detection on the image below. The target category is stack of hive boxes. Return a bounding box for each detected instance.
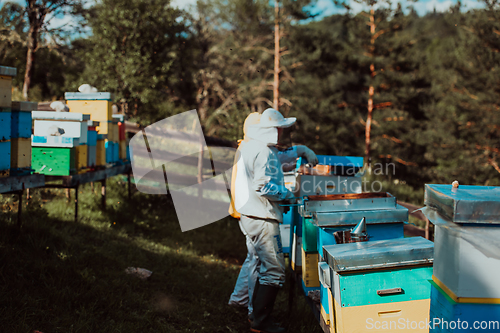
[87,120,99,168]
[11,101,37,175]
[291,155,365,294]
[322,237,434,332]
[423,184,500,332]
[31,111,89,175]
[0,66,17,177]
[301,192,409,326]
[65,91,119,164]
[113,114,128,161]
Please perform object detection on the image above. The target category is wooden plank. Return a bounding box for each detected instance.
[0,174,45,193]
[44,164,131,187]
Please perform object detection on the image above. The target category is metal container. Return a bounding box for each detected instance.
[316,155,363,176]
[312,205,408,227]
[323,237,434,273]
[423,206,500,299]
[425,184,500,224]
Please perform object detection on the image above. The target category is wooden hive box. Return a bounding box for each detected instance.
[105,140,114,163]
[87,145,97,168]
[301,248,320,291]
[0,140,11,175]
[318,262,331,326]
[429,282,500,332]
[118,122,126,141]
[32,147,76,176]
[0,66,16,108]
[113,142,119,162]
[11,138,31,169]
[11,101,36,139]
[65,92,113,121]
[75,144,87,171]
[119,140,127,160]
[0,111,11,141]
[324,237,434,333]
[96,136,106,166]
[87,129,97,146]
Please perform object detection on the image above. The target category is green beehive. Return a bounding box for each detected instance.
[32,147,76,176]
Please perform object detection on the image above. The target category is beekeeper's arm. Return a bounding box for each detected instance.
[278,146,319,171]
[253,151,293,201]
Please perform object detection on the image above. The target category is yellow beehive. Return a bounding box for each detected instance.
[96,121,119,142]
[301,249,320,288]
[330,297,430,333]
[11,138,31,168]
[67,100,112,121]
[119,140,127,159]
[96,139,106,166]
[75,144,87,170]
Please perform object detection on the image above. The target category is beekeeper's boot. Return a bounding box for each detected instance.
[250,281,286,333]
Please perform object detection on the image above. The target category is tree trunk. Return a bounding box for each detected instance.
[273,0,280,110]
[23,23,39,101]
[365,7,376,168]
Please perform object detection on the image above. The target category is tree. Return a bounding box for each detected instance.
[80,0,191,124]
[22,0,83,100]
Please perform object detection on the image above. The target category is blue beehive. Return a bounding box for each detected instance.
[429,283,500,332]
[11,102,36,138]
[105,140,113,163]
[0,140,11,173]
[113,142,119,162]
[0,111,11,141]
[87,130,97,146]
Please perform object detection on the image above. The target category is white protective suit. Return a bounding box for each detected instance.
[233,125,294,222]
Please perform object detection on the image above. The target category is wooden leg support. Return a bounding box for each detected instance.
[101,178,106,211]
[17,190,23,227]
[74,183,79,222]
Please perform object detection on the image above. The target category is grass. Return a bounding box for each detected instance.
[0,178,322,333]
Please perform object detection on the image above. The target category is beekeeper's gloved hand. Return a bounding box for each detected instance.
[296,145,319,166]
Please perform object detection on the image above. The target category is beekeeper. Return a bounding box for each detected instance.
[228,112,318,322]
[231,108,317,333]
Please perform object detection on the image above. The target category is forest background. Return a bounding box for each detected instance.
[2,0,500,204]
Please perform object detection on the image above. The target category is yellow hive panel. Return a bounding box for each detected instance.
[67,100,112,121]
[321,303,330,326]
[301,249,320,288]
[0,75,12,108]
[333,297,430,333]
[96,140,106,166]
[11,138,31,168]
[119,140,127,159]
[75,144,87,170]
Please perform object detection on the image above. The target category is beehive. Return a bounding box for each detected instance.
[323,237,434,333]
[96,136,106,166]
[32,147,76,176]
[0,111,11,141]
[0,140,11,176]
[0,66,16,108]
[11,101,36,138]
[119,140,127,160]
[65,92,113,121]
[11,138,31,169]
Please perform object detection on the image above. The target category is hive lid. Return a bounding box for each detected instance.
[300,192,397,216]
[323,237,434,273]
[314,155,363,176]
[312,204,408,227]
[11,101,38,112]
[65,92,113,100]
[425,184,500,224]
[32,111,90,121]
[0,66,17,77]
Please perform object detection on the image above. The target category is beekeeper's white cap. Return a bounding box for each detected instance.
[258,108,296,128]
